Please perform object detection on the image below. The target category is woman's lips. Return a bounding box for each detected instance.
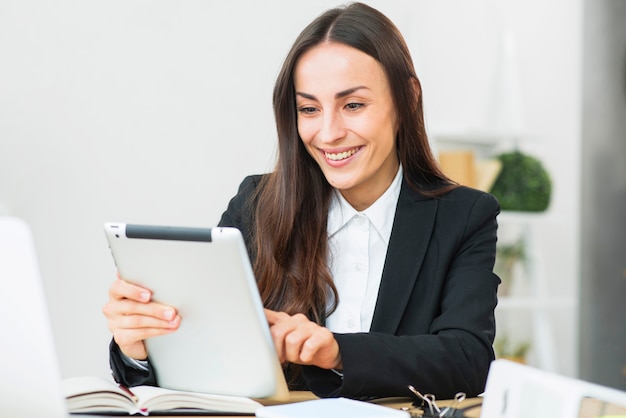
[323,146,363,161]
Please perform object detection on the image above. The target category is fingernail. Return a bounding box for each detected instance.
[140,292,150,302]
[162,309,174,320]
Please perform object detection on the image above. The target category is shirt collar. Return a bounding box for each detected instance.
[327,165,403,244]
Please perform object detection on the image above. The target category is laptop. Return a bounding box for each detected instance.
[481,359,626,418]
[0,217,68,417]
[103,223,289,401]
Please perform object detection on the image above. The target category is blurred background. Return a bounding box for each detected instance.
[0,0,624,390]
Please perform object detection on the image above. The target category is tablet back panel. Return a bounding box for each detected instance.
[0,217,69,417]
[104,223,288,400]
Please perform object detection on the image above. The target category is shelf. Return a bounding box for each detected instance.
[432,130,525,161]
[497,210,563,224]
[497,297,576,310]
[493,209,577,375]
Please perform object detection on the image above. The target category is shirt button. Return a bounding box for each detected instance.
[354,263,363,272]
[354,216,365,225]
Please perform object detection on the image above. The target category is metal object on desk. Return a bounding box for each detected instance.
[405,385,472,417]
[407,385,440,415]
[402,385,472,418]
[439,392,467,417]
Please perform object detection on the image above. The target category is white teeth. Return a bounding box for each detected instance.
[325,148,358,161]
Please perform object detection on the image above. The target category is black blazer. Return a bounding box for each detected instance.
[110,175,500,400]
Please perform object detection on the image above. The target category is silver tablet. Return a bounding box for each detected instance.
[104,223,289,401]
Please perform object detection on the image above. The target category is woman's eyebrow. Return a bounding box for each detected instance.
[295,85,370,101]
[335,85,369,99]
[295,91,317,101]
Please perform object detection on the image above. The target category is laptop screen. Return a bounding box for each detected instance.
[0,217,68,417]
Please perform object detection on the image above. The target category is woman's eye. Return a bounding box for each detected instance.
[297,106,318,115]
[345,102,364,111]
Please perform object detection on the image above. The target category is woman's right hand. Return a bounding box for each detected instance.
[102,276,181,360]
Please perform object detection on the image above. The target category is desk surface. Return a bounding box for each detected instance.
[88,391,483,417]
[78,391,626,417]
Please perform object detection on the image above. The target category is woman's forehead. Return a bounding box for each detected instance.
[293,42,389,95]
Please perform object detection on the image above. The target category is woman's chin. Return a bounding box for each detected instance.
[323,175,357,192]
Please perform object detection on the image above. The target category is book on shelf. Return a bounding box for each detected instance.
[62,376,262,415]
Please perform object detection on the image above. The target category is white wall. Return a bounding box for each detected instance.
[0,0,582,379]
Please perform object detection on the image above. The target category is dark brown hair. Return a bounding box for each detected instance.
[254,2,454,323]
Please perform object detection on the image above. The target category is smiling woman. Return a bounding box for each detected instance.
[104,2,501,401]
[294,42,399,210]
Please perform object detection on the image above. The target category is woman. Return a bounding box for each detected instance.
[104,2,500,400]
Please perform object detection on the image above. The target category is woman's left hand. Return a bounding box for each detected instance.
[265,309,342,371]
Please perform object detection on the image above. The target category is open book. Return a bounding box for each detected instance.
[63,376,263,416]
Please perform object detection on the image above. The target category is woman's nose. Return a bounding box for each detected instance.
[318,111,346,144]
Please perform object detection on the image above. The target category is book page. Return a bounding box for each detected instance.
[63,376,136,413]
[132,385,262,413]
[62,375,262,414]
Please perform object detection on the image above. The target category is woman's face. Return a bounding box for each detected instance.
[294,42,399,211]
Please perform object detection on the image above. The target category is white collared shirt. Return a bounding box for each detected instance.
[325,166,403,333]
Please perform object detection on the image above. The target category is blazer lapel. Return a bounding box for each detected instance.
[370,181,438,334]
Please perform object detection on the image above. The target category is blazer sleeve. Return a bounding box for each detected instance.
[302,189,501,400]
[109,339,157,387]
[217,175,262,232]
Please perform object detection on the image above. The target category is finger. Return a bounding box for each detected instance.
[109,278,151,302]
[267,311,304,343]
[264,308,276,323]
[299,328,338,366]
[267,312,312,362]
[275,317,340,368]
[283,321,318,363]
[264,308,288,325]
[295,329,321,363]
[268,324,287,363]
[103,298,178,323]
[266,311,296,362]
[109,311,181,331]
[107,313,180,352]
[112,324,178,349]
[276,314,315,362]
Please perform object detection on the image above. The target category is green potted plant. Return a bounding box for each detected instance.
[489,150,552,212]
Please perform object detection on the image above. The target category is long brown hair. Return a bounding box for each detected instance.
[253,3,454,323]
